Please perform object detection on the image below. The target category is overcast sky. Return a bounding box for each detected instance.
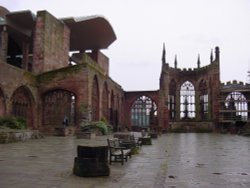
[2,0,250,91]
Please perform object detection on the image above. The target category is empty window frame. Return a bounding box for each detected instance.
[225,92,248,120]
[131,96,157,127]
[180,81,196,119]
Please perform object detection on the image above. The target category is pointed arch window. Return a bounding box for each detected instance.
[92,76,99,121]
[225,92,248,120]
[180,81,195,119]
[102,82,109,121]
[168,79,176,120]
[131,96,157,128]
[199,80,208,120]
[43,90,76,126]
[0,88,6,116]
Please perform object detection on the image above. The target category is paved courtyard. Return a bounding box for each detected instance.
[0,133,250,188]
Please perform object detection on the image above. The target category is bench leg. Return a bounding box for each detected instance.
[121,156,124,165]
[109,155,112,165]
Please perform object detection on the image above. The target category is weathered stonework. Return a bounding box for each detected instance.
[0,6,249,135]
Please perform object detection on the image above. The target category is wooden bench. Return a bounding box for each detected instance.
[114,132,142,149]
[107,138,132,165]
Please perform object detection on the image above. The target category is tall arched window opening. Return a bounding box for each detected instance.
[168,79,176,120]
[102,82,109,121]
[43,90,76,127]
[131,96,157,128]
[0,88,5,117]
[180,81,195,119]
[91,76,99,121]
[199,80,208,120]
[225,92,248,121]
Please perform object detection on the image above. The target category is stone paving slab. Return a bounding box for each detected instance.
[0,134,250,188]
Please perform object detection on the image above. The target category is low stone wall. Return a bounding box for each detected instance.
[54,126,77,136]
[0,130,43,144]
[169,122,215,133]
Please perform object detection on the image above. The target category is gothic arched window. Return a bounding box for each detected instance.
[180,81,195,119]
[199,80,208,120]
[92,76,99,121]
[43,89,76,126]
[102,82,109,121]
[225,92,248,120]
[168,79,176,120]
[131,96,157,128]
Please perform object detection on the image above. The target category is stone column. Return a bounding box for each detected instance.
[0,26,8,62]
[22,41,29,70]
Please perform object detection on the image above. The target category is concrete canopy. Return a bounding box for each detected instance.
[62,16,117,51]
[0,7,117,53]
[0,10,36,54]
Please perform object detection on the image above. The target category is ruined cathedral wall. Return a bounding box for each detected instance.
[0,62,38,127]
[87,61,125,125]
[159,54,220,129]
[33,11,70,74]
[37,64,89,128]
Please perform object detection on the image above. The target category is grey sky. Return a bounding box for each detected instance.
[2,0,250,91]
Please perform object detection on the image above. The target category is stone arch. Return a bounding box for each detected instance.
[180,80,195,119]
[0,87,6,117]
[102,81,109,121]
[199,79,208,94]
[225,91,248,121]
[110,90,115,126]
[130,95,157,129]
[42,89,76,128]
[91,75,100,121]
[10,86,35,128]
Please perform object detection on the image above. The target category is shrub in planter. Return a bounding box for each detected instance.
[80,121,111,135]
[0,117,27,129]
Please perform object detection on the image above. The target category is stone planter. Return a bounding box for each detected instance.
[0,130,43,144]
[73,145,110,177]
[76,132,96,139]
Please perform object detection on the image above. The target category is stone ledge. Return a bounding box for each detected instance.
[76,132,96,139]
[54,126,76,136]
[0,130,43,144]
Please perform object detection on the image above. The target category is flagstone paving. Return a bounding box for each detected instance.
[0,133,250,188]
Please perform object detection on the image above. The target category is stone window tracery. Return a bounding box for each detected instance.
[168,79,176,120]
[11,87,31,118]
[199,80,208,120]
[225,92,248,120]
[131,96,157,128]
[180,81,195,119]
[43,90,76,126]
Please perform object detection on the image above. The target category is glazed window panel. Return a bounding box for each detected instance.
[131,96,157,128]
[180,81,196,119]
